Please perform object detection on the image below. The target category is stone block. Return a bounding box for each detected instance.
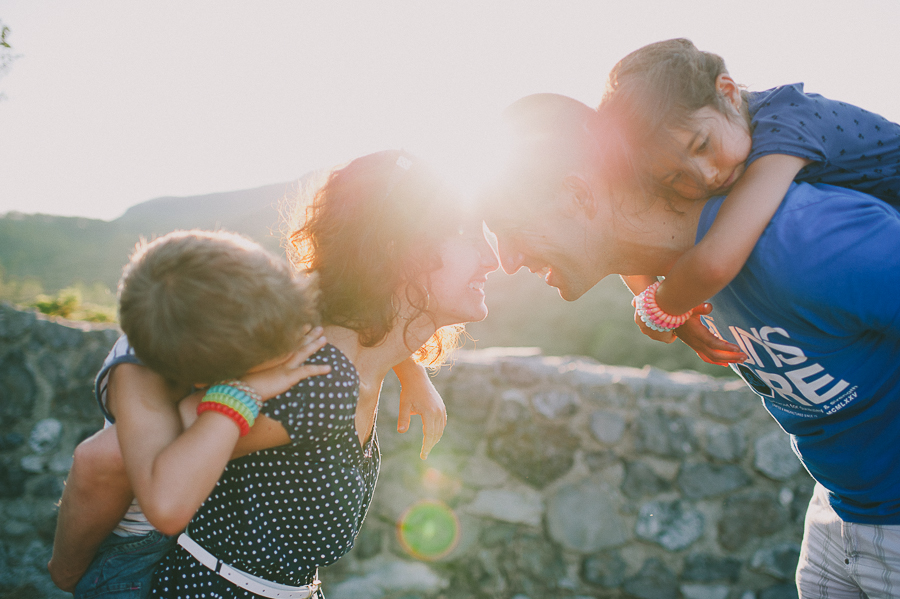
[682,553,742,582]
[621,461,671,499]
[487,419,578,488]
[705,422,746,462]
[29,418,63,454]
[701,387,757,421]
[681,584,730,599]
[677,462,750,499]
[531,389,579,419]
[0,304,37,340]
[446,371,497,424]
[0,352,37,423]
[635,499,704,551]
[589,410,626,444]
[581,549,626,588]
[464,488,543,527]
[623,558,678,599]
[718,491,788,551]
[760,584,800,599]
[0,459,28,498]
[751,542,801,581]
[547,478,629,552]
[33,318,85,350]
[754,430,802,481]
[634,407,698,457]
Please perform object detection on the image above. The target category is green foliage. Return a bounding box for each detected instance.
[0,20,20,101]
[0,267,116,322]
[32,288,80,318]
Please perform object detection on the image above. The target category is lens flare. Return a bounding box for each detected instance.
[396,499,459,561]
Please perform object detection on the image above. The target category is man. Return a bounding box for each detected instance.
[484,93,900,598]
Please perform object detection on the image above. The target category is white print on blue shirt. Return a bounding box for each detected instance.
[703,316,858,416]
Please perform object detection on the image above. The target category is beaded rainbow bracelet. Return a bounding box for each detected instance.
[633,281,693,333]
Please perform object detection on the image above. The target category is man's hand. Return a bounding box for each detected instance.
[394,359,447,460]
[675,303,748,366]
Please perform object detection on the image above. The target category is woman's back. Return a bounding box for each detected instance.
[151,344,379,597]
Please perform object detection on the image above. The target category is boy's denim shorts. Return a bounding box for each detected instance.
[74,530,177,599]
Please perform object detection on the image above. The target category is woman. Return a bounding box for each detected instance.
[147,149,499,598]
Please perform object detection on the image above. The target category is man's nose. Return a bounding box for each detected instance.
[496,238,524,274]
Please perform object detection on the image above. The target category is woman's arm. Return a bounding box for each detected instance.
[393,357,446,460]
[654,154,811,316]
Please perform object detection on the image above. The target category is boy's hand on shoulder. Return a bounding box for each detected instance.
[240,327,332,402]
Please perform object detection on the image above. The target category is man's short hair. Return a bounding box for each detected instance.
[485,93,629,216]
[118,229,318,385]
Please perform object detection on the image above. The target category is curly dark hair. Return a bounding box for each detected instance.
[286,150,466,366]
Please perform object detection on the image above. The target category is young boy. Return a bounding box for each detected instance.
[47,229,446,597]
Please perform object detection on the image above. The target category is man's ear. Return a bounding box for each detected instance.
[715,73,742,111]
[563,174,597,219]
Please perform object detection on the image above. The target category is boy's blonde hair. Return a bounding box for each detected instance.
[118,229,318,385]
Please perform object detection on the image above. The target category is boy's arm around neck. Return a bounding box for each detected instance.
[112,364,242,536]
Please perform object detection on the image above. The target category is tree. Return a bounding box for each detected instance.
[0,19,20,101]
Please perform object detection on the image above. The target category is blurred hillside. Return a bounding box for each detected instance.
[0,183,727,376]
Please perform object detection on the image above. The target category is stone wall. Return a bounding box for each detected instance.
[0,303,810,599]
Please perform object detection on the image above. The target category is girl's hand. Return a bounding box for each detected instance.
[241,327,331,401]
[674,304,748,366]
[633,306,677,344]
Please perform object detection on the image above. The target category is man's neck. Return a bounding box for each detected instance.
[611,193,707,277]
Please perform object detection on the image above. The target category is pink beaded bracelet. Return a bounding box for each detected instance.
[634,281,693,333]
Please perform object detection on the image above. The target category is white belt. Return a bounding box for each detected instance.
[177,533,319,599]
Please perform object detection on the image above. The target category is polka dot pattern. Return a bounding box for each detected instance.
[151,344,378,598]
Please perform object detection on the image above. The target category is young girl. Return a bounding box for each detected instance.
[599,38,900,360]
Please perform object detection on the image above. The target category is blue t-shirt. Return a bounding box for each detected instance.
[747,83,900,205]
[697,182,900,524]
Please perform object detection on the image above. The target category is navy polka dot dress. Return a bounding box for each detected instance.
[151,344,379,598]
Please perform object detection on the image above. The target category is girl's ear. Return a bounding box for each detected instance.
[715,73,742,111]
[563,175,598,219]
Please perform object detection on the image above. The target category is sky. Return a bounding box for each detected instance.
[2,0,899,221]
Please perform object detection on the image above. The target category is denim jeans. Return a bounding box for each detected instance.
[74,530,176,599]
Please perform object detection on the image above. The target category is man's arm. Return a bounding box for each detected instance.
[47,426,133,591]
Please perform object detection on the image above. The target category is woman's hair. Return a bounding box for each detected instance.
[119,229,319,385]
[286,150,465,367]
[598,38,740,199]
